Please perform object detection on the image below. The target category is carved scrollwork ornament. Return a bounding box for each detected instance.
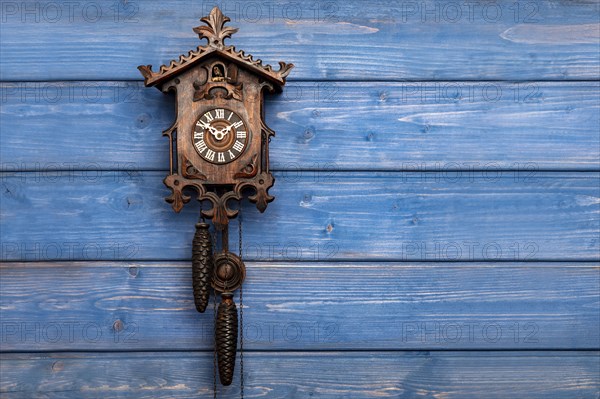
[137,5,293,393]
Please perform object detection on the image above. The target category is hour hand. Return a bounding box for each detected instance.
[200,121,221,138]
[198,120,212,131]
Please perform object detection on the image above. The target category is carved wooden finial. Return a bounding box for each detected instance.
[193,7,239,49]
[139,5,292,88]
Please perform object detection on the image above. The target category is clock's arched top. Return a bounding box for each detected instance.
[137,6,293,90]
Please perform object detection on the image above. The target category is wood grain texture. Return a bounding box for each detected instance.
[1,172,598,261]
[1,351,599,398]
[1,81,599,171]
[1,261,598,351]
[0,1,598,81]
[1,1,599,394]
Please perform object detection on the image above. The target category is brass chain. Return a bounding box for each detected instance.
[200,200,217,399]
[211,222,218,399]
[213,286,217,399]
[207,201,244,398]
[238,208,244,399]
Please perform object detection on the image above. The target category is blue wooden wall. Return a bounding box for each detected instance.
[1,1,599,397]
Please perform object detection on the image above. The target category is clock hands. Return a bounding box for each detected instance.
[202,122,234,141]
[199,121,217,134]
[217,124,234,138]
[199,121,226,141]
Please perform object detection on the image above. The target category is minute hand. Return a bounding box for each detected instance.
[220,124,234,136]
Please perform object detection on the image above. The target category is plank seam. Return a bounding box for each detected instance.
[1,79,600,84]
[2,258,600,264]
[2,169,600,174]
[1,348,599,355]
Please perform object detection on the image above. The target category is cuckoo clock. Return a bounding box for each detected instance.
[138,7,293,388]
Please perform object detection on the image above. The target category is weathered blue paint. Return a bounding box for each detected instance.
[0,1,599,81]
[1,352,599,398]
[1,0,599,397]
[1,172,599,261]
[1,82,599,171]
[0,262,598,351]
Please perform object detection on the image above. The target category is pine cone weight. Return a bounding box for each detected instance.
[216,293,238,386]
[192,222,213,313]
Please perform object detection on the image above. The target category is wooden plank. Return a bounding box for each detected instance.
[0,262,598,351]
[1,172,598,261]
[0,1,599,81]
[1,351,598,398]
[1,81,599,171]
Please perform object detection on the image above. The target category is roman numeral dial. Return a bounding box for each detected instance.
[192,108,249,164]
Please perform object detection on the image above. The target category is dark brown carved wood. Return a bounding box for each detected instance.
[138,6,293,389]
[139,6,293,230]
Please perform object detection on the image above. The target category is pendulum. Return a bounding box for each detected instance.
[192,215,245,386]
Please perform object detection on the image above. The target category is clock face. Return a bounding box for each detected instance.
[192,108,249,164]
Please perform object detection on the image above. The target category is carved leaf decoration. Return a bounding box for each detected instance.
[193,7,239,48]
[200,191,240,230]
[163,175,191,213]
[165,189,190,213]
[182,155,207,180]
[137,65,153,80]
[252,187,274,213]
[239,173,274,213]
[193,82,243,102]
[277,61,294,80]
[233,154,258,179]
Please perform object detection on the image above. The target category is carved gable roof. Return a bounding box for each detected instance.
[138,7,293,89]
